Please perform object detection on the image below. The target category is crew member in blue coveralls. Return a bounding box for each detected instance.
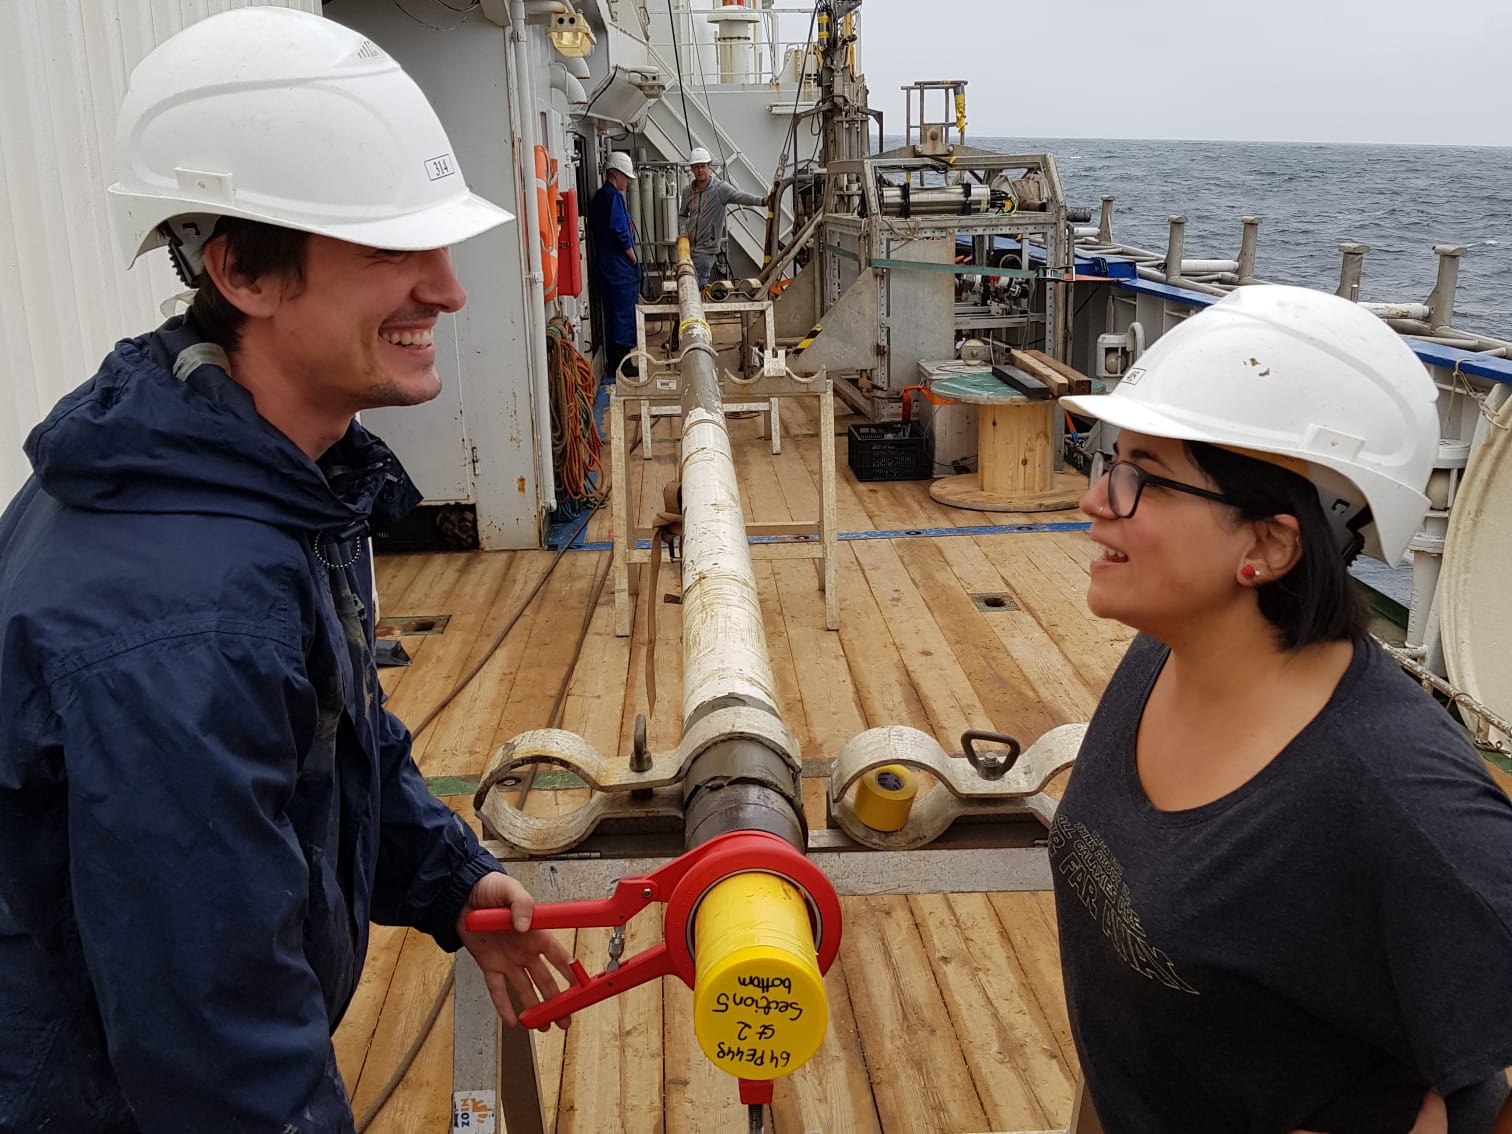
[588,151,641,382]
[1054,286,1512,1134]
[0,10,573,1133]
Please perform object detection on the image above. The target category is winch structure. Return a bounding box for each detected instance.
[768,78,1081,421]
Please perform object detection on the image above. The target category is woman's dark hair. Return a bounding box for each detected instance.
[1186,441,1368,648]
[188,217,309,352]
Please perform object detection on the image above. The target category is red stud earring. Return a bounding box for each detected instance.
[1240,564,1257,580]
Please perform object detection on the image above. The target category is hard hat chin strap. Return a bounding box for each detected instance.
[159,214,220,285]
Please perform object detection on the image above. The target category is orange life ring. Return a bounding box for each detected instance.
[534,145,560,302]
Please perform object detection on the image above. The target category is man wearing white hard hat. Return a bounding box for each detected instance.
[587,151,641,381]
[0,9,573,1132]
[677,146,770,290]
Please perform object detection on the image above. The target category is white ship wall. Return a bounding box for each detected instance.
[0,0,320,506]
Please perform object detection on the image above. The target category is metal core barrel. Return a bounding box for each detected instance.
[669,233,826,1085]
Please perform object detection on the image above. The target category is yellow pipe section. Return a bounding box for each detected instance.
[693,873,827,1080]
[954,90,967,133]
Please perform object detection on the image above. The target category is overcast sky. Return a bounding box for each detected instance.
[848,0,1512,146]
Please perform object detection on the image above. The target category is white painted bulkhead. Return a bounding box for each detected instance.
[0,0,320,506]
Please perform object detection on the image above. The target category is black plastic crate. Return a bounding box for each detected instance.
[847,421,932,482]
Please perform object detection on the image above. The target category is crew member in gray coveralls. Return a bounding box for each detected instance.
[677,146,770,289]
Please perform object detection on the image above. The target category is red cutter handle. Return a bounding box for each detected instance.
[518,942,675,1029]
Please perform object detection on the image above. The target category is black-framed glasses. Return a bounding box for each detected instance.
[1099,457,1242,519]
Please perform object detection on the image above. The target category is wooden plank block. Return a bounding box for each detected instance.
[912,892,1075,1130]
[991,364,1051,401]
[840,895,990,1132]
[1012,349,1090,396]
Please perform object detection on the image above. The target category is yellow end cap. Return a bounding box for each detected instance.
[693,873,827,1080]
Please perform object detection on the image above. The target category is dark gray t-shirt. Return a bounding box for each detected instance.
[1051,634,1512,1133]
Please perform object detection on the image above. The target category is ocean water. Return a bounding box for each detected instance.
[973,137,1512,337]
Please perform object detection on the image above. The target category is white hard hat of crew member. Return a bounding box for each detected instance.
[606,152,636,179]
[689,147,712,166]
[1062,285,1440,565]
[108,6,514,281]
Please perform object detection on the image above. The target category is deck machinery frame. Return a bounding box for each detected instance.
[782,149,1074,421]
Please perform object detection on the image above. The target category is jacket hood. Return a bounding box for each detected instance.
[25,316,419,535]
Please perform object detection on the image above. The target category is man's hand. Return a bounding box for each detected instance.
[763,189,775,208]
[457,872,577,1031]
[626,248,637,264]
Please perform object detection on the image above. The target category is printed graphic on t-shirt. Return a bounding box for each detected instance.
[1050,813,1199,995]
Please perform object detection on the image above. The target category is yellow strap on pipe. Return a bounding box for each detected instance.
[693,872,827,1080]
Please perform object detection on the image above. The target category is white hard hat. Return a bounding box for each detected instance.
[1063,285,1439,564]
[606,152,636,179]
[108,7,514,275]
[689,147,713,165]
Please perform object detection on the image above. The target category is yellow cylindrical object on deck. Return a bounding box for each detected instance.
[852,764,918,832]
[954,91,967,132]
[693,872,827,1080]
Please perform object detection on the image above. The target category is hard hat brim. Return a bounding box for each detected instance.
[112,186,516,267]
[1060,391,1198,443]
[323,191,517,251]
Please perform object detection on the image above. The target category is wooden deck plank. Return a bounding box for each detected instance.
[835,544,933,733]
[406,551,559,777]
[913,892,1076,1130]
[849,537,987,746]
[995,892,1078,1072]
[943,535,1103,723]
[556,910,665,1134]
[840,896,990,1133]
[385,553,519,759]
[557,552,633,754]
[771,962,884,1134]
[893,536,1063,742]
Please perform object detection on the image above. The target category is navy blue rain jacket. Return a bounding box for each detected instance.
[0,317,502,1133]
[587,180,641,348]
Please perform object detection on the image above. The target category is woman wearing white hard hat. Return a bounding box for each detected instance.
[1050,285,1512,1132]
